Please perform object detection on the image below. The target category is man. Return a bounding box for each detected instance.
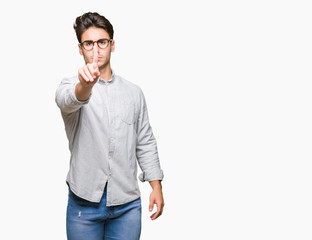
[55,12,164,240]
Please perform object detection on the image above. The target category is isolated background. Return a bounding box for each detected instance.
[0,0,311,239]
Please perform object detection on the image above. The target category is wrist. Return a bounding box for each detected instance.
[75,82,92,101]
[149,180,162,190]
[78,81,94,89]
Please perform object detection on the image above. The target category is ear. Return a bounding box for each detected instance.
[78,43,83,55]
[110,40,115,53]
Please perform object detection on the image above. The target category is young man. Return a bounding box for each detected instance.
[55,12,164,240]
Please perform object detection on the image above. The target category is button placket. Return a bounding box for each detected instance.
[107,84,116,178]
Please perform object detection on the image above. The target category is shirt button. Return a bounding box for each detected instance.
[111,138,114,142]
[108,155,112,159]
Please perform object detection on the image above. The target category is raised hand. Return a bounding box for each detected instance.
[78,45,100,87]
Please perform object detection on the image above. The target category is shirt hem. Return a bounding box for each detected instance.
[66,180,141,206]
[106,195,141,207]
[66,181,103,203]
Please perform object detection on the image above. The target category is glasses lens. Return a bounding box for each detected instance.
[83,41,93,51]
[97,39,109,49]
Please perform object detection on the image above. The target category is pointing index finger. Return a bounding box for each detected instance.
[93,45,98,67]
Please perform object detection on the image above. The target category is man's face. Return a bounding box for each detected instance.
[79,26,115,69]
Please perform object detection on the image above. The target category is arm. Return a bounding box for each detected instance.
[136,90,164,220]
[55,78,91,114]
[55,46,100,113]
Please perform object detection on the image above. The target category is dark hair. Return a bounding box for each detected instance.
[73,12,114,43]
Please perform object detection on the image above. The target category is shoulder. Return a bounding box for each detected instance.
[115,74,144,96]
[60,75,79,85]
[115,74,147,108]
[56,76,79,93]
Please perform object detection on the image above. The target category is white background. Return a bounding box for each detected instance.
[0,0,311,239]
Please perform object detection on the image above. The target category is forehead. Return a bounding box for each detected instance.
[81,27,110,42]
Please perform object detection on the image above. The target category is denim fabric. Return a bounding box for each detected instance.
[66,186,141,240]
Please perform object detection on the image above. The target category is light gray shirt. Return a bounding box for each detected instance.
[55,70,163,206]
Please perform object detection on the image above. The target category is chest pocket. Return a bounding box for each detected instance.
[120,103,136,125]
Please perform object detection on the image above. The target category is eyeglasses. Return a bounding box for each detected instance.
[80,38,113,51]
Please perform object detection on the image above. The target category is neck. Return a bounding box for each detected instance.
[99,63,112,82]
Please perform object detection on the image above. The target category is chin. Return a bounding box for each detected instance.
[99,61,109,69]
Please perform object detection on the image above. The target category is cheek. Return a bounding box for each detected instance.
[84,54,93,63]
[98,51,107,60]
[81,49,92,63]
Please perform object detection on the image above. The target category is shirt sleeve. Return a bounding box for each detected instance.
[55,77,91,114]
[136,89,164,182]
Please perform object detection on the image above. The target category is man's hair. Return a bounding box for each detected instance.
[73,12,114,43]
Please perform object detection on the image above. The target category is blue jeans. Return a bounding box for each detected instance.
[66,186,141,240]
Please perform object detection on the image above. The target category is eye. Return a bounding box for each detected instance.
[98,39,107,45]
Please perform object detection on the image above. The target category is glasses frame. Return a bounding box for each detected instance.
[80,38,113,51]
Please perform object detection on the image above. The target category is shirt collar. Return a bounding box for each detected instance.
[98,68,115,84]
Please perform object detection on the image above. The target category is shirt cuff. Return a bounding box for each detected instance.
[139,169,164,182]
